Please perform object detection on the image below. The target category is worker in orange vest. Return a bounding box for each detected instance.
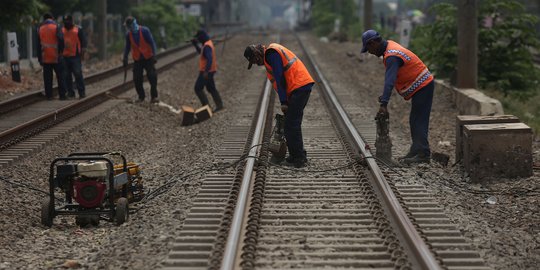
[361,29,434,165]
[62,15,87,99]
[37,13,66,100]
[123,16,158,103]
[244,43,315,168]
[190,30,223,112]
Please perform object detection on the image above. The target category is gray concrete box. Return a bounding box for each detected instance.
[463,123,533,181]
[456,115,520,162]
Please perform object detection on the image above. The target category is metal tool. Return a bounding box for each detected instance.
[269,114,287,163]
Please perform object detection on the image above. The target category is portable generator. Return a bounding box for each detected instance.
[269,113,287,163]
[41,152,144,227]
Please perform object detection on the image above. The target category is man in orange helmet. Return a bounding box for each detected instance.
[244,43,314,168]
[37,13,66,100]
[361,29,434,165]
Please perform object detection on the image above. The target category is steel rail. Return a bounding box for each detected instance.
[220,79,272,270]
[295,34,442,270]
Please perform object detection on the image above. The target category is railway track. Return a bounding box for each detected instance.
[161,32,490,270]
[0,31,234,167]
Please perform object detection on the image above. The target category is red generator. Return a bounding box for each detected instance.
[41,152,143,227]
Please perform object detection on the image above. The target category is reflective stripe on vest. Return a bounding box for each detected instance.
[129,28,153,61]
[263,43,314,97]
[62,26,81,57]
[39,23,59,64]
[199,40,217,72]
[383,40,434,100]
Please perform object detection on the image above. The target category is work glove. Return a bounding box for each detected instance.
[280,104,288,114]
[375,105,388,120]
[123,57,128,68]
[151,56,157,64]
[191,38,198,46]
[203,71,209,79]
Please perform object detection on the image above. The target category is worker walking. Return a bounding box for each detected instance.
[123,16,159,103]
[361,29,434,164]
[244,43,315,168]
[37,13,66,100]
[191,30,223,112]
[62,15,87,99]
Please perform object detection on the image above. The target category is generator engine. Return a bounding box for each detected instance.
[56,161,109,208]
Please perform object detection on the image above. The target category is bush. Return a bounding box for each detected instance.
[311,0,360,41]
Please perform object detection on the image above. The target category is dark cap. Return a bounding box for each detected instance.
[244,45,256,70]
[361,29,380,53]
[194,29,206,38]
[63,15,73,22]
[124,16,134,27]
[43,13,54,20]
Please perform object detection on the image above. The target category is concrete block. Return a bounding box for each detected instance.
[463,122,533,182]
[455,88,504,115]
[455,115,520,161]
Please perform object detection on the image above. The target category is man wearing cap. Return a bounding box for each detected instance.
[361,29,434,164]
[37,13,66,100]
[123,16,159,103]
[62,15,87,99]
[244,43,315,168]
[190,30,223,112]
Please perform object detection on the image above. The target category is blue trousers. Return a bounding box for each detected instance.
[284,85,312,159]
[133,59,158,100]
[63,56,85,97]
[409,80,434,157]
[195,72,223,108]
[43,63,66,99]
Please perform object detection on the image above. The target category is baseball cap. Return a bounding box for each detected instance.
[361,29,380,53]
[244,45,256,70]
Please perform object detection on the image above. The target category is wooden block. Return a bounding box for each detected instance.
[455,115,519,162]
[195,105,213,123]
[181,105,195,126]
[463,122,532,182]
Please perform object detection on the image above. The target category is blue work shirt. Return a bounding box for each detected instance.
[380,40,404,106]
[124,26,157,60]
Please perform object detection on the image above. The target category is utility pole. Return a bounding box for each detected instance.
[97,0,107,60]
[364,0,373,30]
[457,0,477,88]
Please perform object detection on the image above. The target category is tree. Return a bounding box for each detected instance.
[0,0,46,30]
[311,0,360,40]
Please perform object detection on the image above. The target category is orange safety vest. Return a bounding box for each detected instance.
[39,22,59,64]
[263,43,314,97]
[199,40,217,72]
[62,26,81,57]
[383,40,434,100]
[129,28,154,61]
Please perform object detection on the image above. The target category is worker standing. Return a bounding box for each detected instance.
[244,43,315,168]
[123,16,159,103]
[62,15,87,99]
[361,29,434,164]
[37,13,66,100]
[191,30,224,112]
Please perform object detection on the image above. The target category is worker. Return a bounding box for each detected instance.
[37,13,66,100]
[123,16,159,103]
[190,30,224,112]
[62,15,87,99]
[361,29,434,164]
[244,43,314,168]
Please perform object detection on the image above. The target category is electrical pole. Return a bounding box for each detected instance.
[457,0,477,88]
[364,0,372,30]
[97,0,107,60]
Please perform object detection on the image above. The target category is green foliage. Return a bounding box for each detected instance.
[0,0,46,30]
[311,0,359,40]
[411,0,540,95]
[131,0,199,48]
[410,3,457,79]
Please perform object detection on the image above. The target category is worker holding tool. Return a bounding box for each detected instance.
[123,16,159,103]
[62,15,87,99]
[361,29,434,165]
[37,13,66,100]
[244,43,314,168]
[190,30,224,112]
